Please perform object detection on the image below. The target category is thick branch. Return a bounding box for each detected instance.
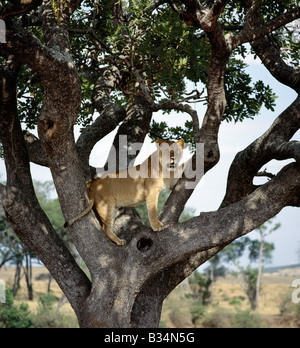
[0,57,91,317]
[0,0,42,20]
[41,0,72,49]
[0,183,6,204]
[160,8,231,225]
[4,187,92,317]
[23,130,48,167]
[221,96,300,208]
[251,35,300,93]
[199,0,230,31]
[239,1,300,92]
[152,100,201,142]
[141,162,300,277]
[76,66,126,178]
[105,95,153,170]
[272,140,300,163]
[233,7,300,48]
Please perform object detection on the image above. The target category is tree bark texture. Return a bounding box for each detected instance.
[0,0,299,327]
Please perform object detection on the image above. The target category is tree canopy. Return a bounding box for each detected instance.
[0,0,300,328]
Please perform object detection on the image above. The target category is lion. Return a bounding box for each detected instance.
[64,139,185,245]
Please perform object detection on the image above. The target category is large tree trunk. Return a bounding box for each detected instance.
[0,0,300,328]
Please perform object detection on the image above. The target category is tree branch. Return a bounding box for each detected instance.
[41,0,74,49]
[256,170,275,179]
[152,99,201,142]
[160,5,231,226]
[235,1,300,93]
[199,0,230,31]
[0,183,6,204]
[221,96,300,208]
[251,35,300,93]
[272,140,300,163]
[22,130,49,167]
[0,57,91,316]
[143,162,300,276]
[76,66,126,177]
[0,0,42,20]
[233,7,300,48]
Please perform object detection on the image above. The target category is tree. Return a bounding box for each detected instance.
[0,181,63,299]
[206,255,227,304]
[250,220,278,310]
[223,221,277,310]
[189,269,212,305]
[0,0,299,328]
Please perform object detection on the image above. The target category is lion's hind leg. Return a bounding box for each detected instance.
[96,201,126,246]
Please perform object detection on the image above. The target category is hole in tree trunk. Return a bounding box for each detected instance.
[47,120,54,129]
[137,237,153,252]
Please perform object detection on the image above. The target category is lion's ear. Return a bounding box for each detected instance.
[155,139,165,148]
[177,139,184,149]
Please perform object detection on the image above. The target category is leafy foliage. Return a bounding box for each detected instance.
[0,288,34,328]
[10,0,293,140]
[224,58,277,122]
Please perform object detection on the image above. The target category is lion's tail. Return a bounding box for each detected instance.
[64,198,94,228]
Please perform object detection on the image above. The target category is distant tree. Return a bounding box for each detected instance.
[224,220,278,310]
[0,181,66,298]
[250,220,278,310]
[0,207,15,269]
[188,269,211,305]
[203,254,226,304]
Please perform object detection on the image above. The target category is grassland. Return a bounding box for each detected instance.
[1,266,300,328]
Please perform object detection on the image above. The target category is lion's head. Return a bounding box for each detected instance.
[155,139,184,177]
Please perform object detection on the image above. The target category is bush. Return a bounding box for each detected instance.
[279,290,300,318]
[32,293,78,328]
[190,300,206,325]
[169,307,193,328]
[279,290,294,315]
[201,307,263,328]
[233,309,263,328]
[202,308,234,328]
[0,288,34,328]
[38,292,57,310]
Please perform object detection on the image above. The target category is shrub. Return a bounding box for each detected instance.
[202,308,234,328]
[0,288,34,328]
[233,309,263,328]
[279,290,300,318]
[201,307,263,328]
[169,307,193,328]
[279,290,294,315]
[33,293,78,328]
[190,300,206,325]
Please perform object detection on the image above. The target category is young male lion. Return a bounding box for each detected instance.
[64,139,184,245]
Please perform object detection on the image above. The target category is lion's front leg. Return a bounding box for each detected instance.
[146,192,164,232]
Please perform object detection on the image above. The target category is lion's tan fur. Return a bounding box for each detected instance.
[65,139,184,245]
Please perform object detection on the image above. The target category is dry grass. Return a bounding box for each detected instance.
[1,266,300,328]
[0,266,75,318]
[161,268,300,328]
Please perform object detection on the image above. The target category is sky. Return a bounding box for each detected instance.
[0,52,299,268]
